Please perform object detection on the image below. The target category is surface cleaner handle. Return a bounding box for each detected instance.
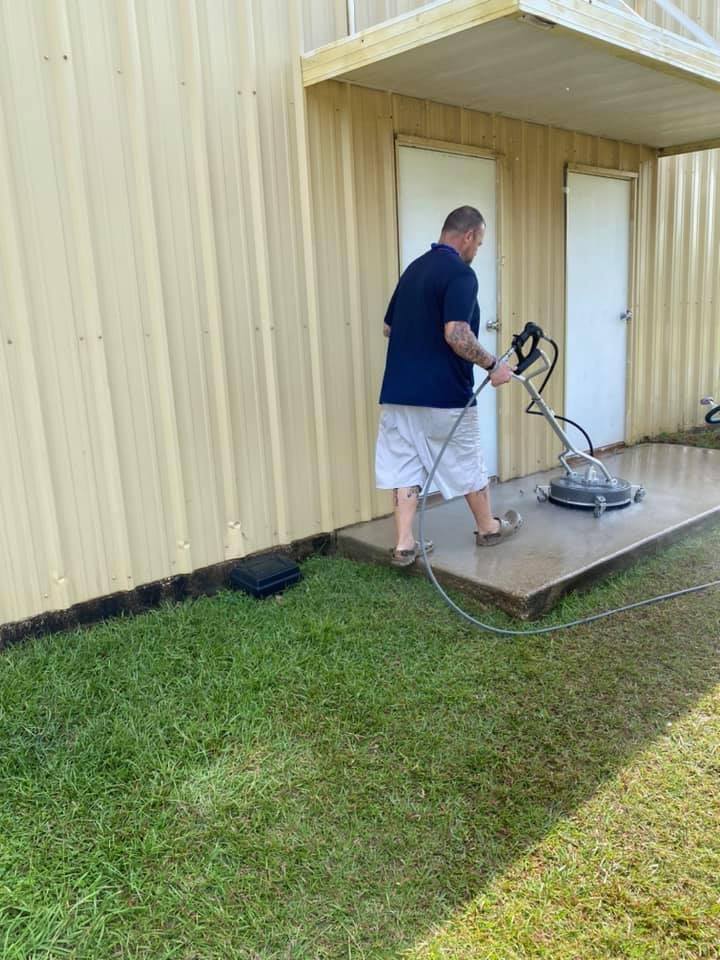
[511,322,544,375]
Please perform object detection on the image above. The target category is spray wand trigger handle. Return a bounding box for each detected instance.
[511,322,544,375]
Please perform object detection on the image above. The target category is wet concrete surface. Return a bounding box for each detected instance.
[337,444,720,618]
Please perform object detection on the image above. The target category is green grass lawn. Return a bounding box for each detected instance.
[2,448,720,958]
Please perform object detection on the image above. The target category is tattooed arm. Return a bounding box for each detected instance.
[444,322,514,386]
[444,321,496,368]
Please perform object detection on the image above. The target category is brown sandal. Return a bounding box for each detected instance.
[475,510,523,547]
[390,539,434,567]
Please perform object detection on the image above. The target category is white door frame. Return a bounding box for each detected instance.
[392,134,507,475]
[564,162,639,448]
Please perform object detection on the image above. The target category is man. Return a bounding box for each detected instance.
[375,205,522,567]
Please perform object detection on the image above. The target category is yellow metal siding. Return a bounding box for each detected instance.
[0,0,330,627]
[347,0,720,43]
[303,0,720,51]
[307,81,656,487]
[302,0,429,46]
[632,0,720,39]
[354,0,429,31]
[303,0,348,49]
[313,0,719,40]
[627,0,720,438]
[629,149,720,438]
[2,0,716,631]
[306,83,399,523]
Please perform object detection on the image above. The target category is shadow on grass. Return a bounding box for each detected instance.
[1,528,719,958]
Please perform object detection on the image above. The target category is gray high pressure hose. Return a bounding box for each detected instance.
[417,371,720,636]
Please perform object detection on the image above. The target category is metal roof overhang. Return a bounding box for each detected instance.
[301,0,720,154]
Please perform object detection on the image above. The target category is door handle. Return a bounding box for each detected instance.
[620,309,633,323]
[486,318,501,331]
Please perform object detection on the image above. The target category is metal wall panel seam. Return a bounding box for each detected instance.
[47,0,130,599]
[287,0,335,532]
[178,0,243,561]
[668,160,686,429]
[356,0,431,33]
[239,0,289,544]
[675,158,693,426]
[50,0,137,596]
[683,151,702,426]
[630,158,648,439]
[111,0,193,582]
[354,87,396,516]
[694,152,716,424]
[515,121,529,478]
[0,364,27,621]
[626,159,650,440]
[90,0,174,585]
[695,152,712,423]
[699,153,718,406]
[370,88,398,518]
[252,0,324,541]
[653,158,667,436]
[624,158,639,444]
[548,128,566,471]
[696,152,716,422]
[634,0,719,39]
[636,159,656,440]
[5,1,94,610]
[0,300,42,621]
[303,0,350,49]
[120,0,193,576]
[0,23,66,620]
[341,83,375,522]
[219,0,276,552]
[311,83,365,526]
[33,0,103,603]
[496,145,515,481]
[139,0,214,575]
[65,0,139,595]
[648,162,668,433]
[664,160,681,431]
[157,0,225,570]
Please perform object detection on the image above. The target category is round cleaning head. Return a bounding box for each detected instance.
[548,475,633,511]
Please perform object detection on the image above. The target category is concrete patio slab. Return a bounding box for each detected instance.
[337,444,720,618]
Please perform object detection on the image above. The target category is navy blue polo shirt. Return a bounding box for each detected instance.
[379,243,481,408]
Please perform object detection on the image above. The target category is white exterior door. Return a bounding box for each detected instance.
[397,144,499,477]
[566,171,632,450]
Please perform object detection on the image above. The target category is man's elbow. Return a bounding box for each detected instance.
[444,321,464,346]
[383,323,391,338]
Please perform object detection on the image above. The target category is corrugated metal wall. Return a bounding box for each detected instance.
[303,0,348,48]
[627,0,720,438]
[633,0,720,39]
[306,81,657,487]
[0,0,334,627]
[302,0,428,47]
[302,0,720,443]
[628,149,720,438]
[353,0,429,31]
[303,0,720,48]
[301,0,720,54]
[2,0,716,630]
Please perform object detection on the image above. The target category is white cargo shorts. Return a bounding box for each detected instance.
[375,403,489,500]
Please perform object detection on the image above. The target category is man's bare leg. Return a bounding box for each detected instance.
[465,486,500,536]
[394,486,421,552]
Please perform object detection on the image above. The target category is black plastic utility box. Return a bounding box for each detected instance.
[229,554,301,599]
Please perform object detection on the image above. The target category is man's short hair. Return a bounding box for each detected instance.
[441,206,486,235]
